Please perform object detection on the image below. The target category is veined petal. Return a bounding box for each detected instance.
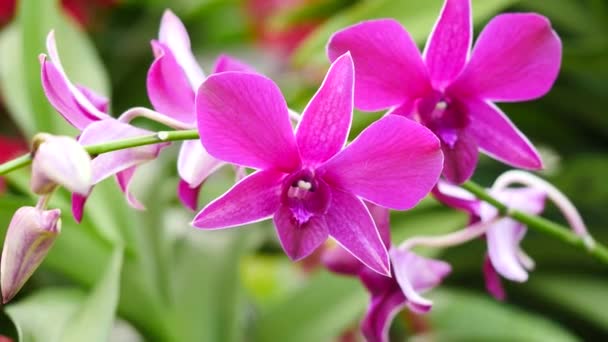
[40,56,106,130]
[192,170,285,229]
[274,205,328,261]
[178,179,203,212]
[423,0,471,88]
[158,10,205,88]
[465,100,542,169]
[449,13,562,102]
[441,131,478,184]
[361,291,407,342]
[325,189,390,276]
[78,119,169,186]
[76,85,109,113]
[486,218,528,282]
[320,115,443,210]
[212,54,256,73]
[391,248,451,313]
[296,53,354,166]
[196,72,300,172]
[177,140,224,188]
[327,19,431,111]
[366,202,391,248]
[432,181,481,219]
[147,41,196,126]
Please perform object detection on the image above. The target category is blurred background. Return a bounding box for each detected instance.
[0,0,607,341]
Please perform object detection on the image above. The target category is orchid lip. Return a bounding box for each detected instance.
[281,168,331,225]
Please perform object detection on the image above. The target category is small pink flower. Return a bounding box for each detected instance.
[193,53,443,275]
[328,0,562,183]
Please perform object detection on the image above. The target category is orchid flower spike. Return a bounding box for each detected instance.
[322,203,450,342]
[193,53,444,276]
[1,206,61,303]
[434,180,547,300]
[30,134,92,196]
[147,9,255,211]
[328,0,562,183]
[40,31,169,221]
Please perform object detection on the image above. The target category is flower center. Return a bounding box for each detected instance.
[415,92,468,149]
[281,169,330,225]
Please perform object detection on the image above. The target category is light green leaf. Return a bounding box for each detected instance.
[292,0,519,69]
[6,248,124,342]
[253,271,367,342]
[527,274,608,331]
[426,289,580,341]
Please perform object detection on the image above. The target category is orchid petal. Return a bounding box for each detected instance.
[321,245,362,276]
[274,205,328,261]
[483,256,506,300]
[71,193,88,223]
[212,54,256,73]
[147,41,196,126]
[320,115,442,210]
[192,170,285,229]
[441,131,478,184]
[325,189,390,276]
[76,85,109,113]
[449,13,562,102]
[78,119,169,191]
[116,166,145,210]
[497,188,546,215]
[424,0,471,88]
[296,53,354,166]
[361,291,407,342]
[158,10,205,88]
[366,202,391,248]
[466,100,542,169]
[40,56,107,130]
[391,248,451,313]
[486,218,528,282]
[44,32,108,125]
[432,181,481,219]
[178,179,202,212]
[327,19,431,111]
[177,140,224,188]
[197,72,300,171]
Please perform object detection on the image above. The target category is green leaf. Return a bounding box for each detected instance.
[292,0,519,69]
[426,289,580,341]
[6,248,124,342]
[527,274,608,331]
[253,271,367,342]
[0,0,109,138]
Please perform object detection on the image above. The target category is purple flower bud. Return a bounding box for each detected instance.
[1,206,61,303]
[31,134,92,196]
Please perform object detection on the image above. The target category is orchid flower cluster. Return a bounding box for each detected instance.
[0,0,594,340]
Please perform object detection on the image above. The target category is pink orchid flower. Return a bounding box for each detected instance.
[147,10,255,211]
[193,53,443,275]
[323,203,451,342]
[40,31,169,221]
[434,181,546,299]
[327,0,562,183]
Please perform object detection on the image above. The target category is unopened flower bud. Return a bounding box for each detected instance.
[1,206,61,303]
[31,134,92,195]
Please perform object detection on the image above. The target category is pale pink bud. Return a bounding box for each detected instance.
[31,135,92,195]
[0,206,61,303]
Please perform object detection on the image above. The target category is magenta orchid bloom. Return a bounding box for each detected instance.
[40,31,169,221]
[434,181,546,299]
[193,53,443,275]
[327,0,562,184]
[323,203,451,342]
[147,10,254,211]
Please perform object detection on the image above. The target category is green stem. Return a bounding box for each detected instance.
[461,181,608,265]
[0,129,200,176]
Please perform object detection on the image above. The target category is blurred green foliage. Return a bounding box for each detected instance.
[0,0,606,341]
